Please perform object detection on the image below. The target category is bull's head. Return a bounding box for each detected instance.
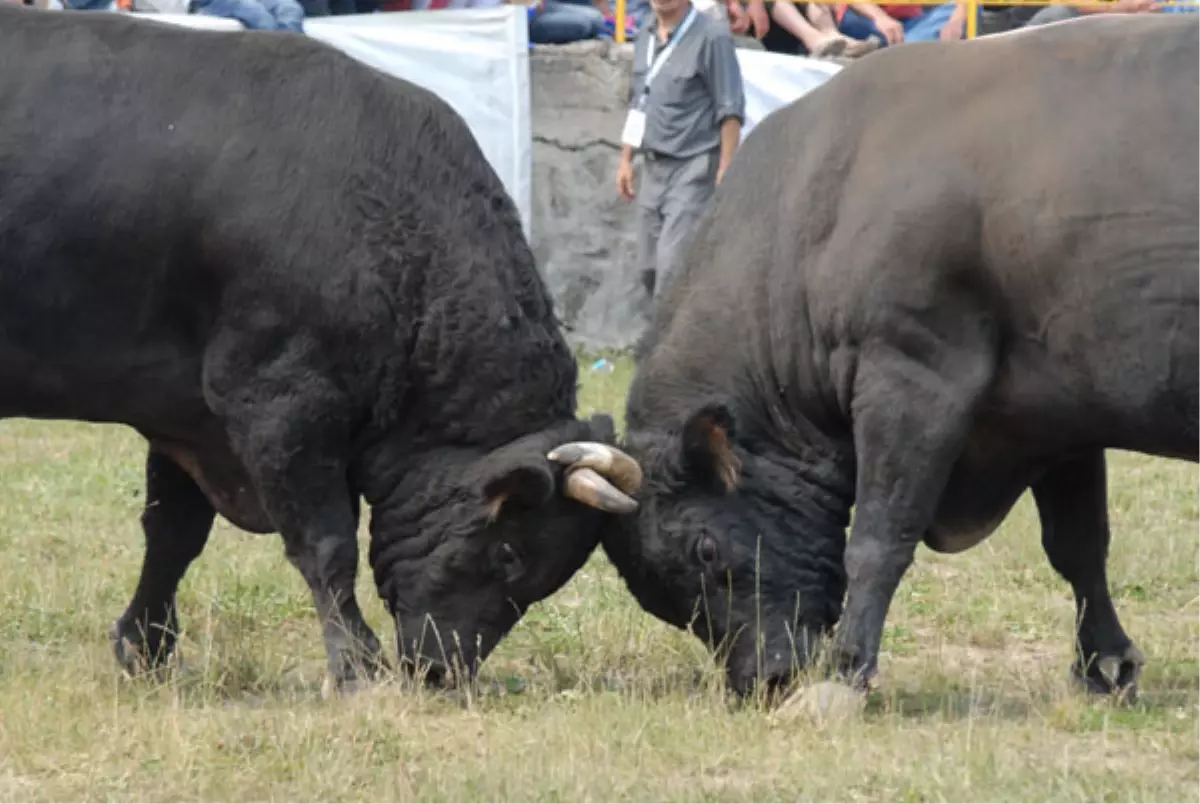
[366,415,641,686]
[597,402,852,698]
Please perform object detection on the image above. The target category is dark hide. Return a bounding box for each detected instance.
[601,15,1199,697]
[0,8,615,686]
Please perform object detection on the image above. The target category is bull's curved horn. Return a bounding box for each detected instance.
[547,442,643,494]
[562,467,639,514]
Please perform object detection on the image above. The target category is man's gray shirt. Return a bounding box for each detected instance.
[628,7,746,160]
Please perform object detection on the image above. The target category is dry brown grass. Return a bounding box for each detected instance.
[0,352,1196,802]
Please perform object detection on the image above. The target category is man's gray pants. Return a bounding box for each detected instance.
[636,148,719,298]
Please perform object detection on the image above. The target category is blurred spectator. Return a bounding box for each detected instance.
[1022,0,1161,25]
[1159,0,1199,13]
[59,0,305,25]
[131,0,190,11]
[607,12,642,36]
[742,0,771,35]
[525,0,608,42]
[190,0,304,29]
[586,0,640,38]
[615,0,745,301]
[380,0,448,9]
[760,0,879,57]
[387,0,613,43]
[837,1,975,43]
[692,0,767,35]
[300,0,358,15]
[974,5,1036,33]
[622,0,652,23]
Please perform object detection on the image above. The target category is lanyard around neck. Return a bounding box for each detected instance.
[644,6,698,85]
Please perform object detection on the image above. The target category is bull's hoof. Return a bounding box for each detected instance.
[321,673,362,701]
[321,651,390,700]
[111,621,176,681]
[321,671,381,701]
[1072,644,1145,703]
[827,647,878,693]
[346,652,389,684]
[774,681,866,724]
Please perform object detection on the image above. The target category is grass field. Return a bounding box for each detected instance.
[0,352,1196,802]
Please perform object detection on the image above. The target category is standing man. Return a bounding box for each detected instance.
[616,0,745,301]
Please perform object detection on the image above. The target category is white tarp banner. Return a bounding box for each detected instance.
[135,9,533,238]
[734,48,842,142]
[100,8,837,237]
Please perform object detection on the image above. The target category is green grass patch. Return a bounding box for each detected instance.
[0,352,1196,801]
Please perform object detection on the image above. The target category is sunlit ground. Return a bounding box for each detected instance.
[0,353,1196,801]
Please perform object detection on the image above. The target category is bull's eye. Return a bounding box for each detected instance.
[695,536,719,566]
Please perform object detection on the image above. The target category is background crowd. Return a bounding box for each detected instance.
[711,0,1197,62]
[9,0,636,42]
[17,0,1197,50]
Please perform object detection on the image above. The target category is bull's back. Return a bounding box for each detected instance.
[656,16,1198,456]
[0,8,365,285]
[0,9,378,426]
[826,14,1198,304]
[767,14,1199,290]
[815,17,1197,454]
[954,18,1199,456]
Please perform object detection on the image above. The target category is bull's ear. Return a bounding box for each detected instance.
[681,403,740,493]
[481,462,556,522]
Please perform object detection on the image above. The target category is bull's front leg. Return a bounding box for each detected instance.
[237,432,383,690]
[831,339,995,690]
[205,339,383,692]
[273,480,382,691]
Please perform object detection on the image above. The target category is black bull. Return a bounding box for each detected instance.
[603,15,1199,698]
[0,7,647,689]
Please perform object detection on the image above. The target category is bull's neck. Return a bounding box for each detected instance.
[362,238,579,451]
[350,293,579,508]
[742,432,855,531]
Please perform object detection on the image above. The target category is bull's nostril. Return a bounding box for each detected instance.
[398,655,452,688]
[423,664,448,688]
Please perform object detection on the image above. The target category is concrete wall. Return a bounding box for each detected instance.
[530,37,770,350]
[529,40,646,352]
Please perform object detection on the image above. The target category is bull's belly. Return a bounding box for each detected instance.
[922,446,1043,555]
[0,356,275,534]
[150,437,276,535]
[923,512,1009,554]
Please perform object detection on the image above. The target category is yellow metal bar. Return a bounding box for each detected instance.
[965,0,978,38]
[615,0,626,43]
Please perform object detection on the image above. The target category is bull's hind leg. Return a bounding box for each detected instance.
[1033,451,1143,699]
[113,449,215,676]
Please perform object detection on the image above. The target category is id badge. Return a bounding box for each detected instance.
[621,109,647,149]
